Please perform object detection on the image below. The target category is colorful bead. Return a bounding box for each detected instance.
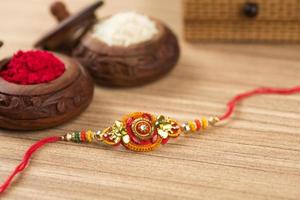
[72,132,78,142]
[202,117,208,129]
[86,130,94,143]
[195,119,201,131]
[188,121,196,132]
[80,131,86,142]
[77,132,81,142]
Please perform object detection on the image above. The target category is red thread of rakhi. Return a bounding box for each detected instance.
[1,86,300,194]
[219,86,300,120]
[0,50,65,85]
[0,136,60,194]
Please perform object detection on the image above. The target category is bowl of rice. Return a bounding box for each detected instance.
[73,12,180,87]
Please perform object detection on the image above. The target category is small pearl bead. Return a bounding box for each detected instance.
[66,133,72,141]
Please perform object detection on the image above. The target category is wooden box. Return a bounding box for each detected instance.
[183,0,300,42]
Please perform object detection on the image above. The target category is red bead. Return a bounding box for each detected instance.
[195,119,201,131]
[80,131,86,142]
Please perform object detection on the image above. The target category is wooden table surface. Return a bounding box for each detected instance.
[1,0,300,199]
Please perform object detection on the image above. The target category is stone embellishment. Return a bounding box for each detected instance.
[62,112,219,152]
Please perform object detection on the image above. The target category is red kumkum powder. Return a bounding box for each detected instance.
[0,50,65,85]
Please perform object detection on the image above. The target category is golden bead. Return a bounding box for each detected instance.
[202,117,208,129]
[188,121,196,132]
[208,116,220,126]
[86,130,94,142]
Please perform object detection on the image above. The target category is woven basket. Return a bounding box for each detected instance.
[183,0,300,42]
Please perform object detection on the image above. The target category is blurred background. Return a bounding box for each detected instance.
[1,1,300,200]
[0,0,181,53]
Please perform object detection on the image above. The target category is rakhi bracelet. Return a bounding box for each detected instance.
[60,113,220,152]
[1,86,300,194]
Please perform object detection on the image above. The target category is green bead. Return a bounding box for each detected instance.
[75,132,81,143]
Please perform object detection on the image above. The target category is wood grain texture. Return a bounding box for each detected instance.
[0,0,300,199]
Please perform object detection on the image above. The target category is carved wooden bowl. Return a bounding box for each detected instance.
[0,53,94,130]
[72,18,180,86]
